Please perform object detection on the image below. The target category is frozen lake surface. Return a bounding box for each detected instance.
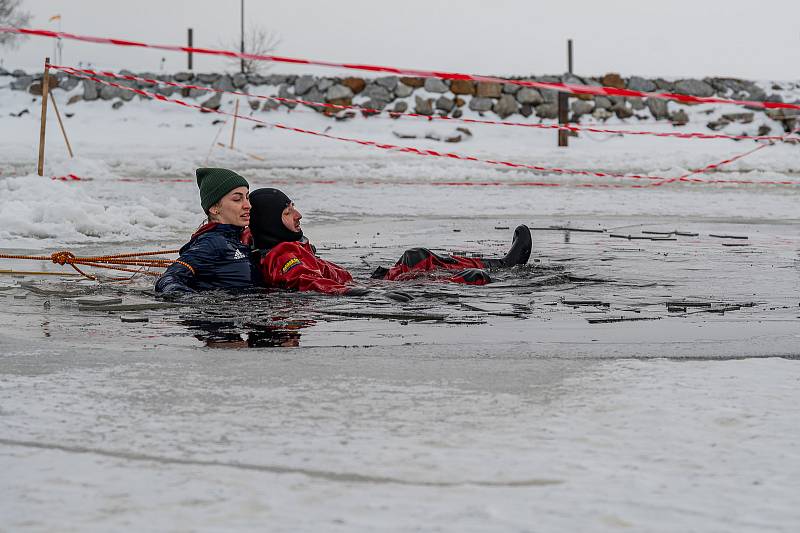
[1,83,799,531]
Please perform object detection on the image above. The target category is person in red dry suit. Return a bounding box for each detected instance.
[248,188,532,301]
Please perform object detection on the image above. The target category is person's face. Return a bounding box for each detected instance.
[210,187,250,227]
[282,202,302,232]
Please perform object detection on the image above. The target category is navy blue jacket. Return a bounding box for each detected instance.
[155,223,256,294]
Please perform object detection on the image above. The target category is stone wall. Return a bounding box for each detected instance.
[3,67,798,133]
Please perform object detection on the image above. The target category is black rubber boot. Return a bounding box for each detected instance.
[482,225,532,268]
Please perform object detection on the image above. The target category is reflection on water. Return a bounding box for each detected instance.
[182,319,314,348]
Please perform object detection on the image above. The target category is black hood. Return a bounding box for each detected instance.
[249,188,303,250]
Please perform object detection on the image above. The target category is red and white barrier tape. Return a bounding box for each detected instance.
[53,65,800,144]
[55,67,800,187]
[6,27,800,112]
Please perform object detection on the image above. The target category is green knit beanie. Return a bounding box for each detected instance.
[195,168,249,213]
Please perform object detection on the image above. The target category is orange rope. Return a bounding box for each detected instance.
[0,249,180,281]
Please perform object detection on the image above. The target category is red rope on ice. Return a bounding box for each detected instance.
[6,27,800,112]
[56,66,800,187]
[53,65,800,145]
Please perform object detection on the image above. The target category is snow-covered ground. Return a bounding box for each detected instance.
[1,73,799,532]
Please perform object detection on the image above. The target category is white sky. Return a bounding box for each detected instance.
[3,0,799,80]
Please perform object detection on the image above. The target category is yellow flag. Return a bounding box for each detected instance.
[49,15,61,22]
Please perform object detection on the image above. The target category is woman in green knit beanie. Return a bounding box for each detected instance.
[155,168,255,294]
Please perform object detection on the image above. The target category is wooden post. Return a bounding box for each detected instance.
[37,57,51,176]
[187,28,194,70]
[558,39,574,148]
[230,98,240,149]
[49,89,74,158]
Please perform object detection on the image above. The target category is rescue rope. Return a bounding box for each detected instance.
[0,249,179,281]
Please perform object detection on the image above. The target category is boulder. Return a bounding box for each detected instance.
[213,75,235,93]
[399,76,424,88]
[59,76,80,92]
[326,84,354,102]
[341,77,366,94]
[174,71,194,82]
[592,108,613,120]
[119,87,135,101]
[100,84,121,100]
[614,105,634,119]
[156,86,177,97]
[493,94,519,118]
[535,103,559,119]
[232,73,248,89]
[571,100,594,116]
[502,83,521,94]
[188,88,205,98]
[375,76,398,90]
[10,76,32,91]
[519,103,533,118]
[302,87,325,111]
[468,96,493,112]
[706,119,730,131]
[294,74,316,95]
[646,97,669,120]
[674,79,714,97]
[67,94,83,105]
[669,109,689,125]
[362,83,393,103]
[452,109,463,118]
[265,74,288,85]
[450,80,476,95]
[627,76,656,93]
[363,99,387,111]
[540,89,558,104]
[82,79,99,101]
[601,73,626,89]
[629,97,645,111]
[394,82,414,98]
[424,77,449,93]
[248,99,260,111]
[653,79,674,91]
[278,84,297,109]
[201,93,222,110]
[476,82,502,98]
[247,74,267,85]
[262,99,279,111]
[454,96,466,108]
[435,96,454,112]
[392,101,408,113]
[197,73,221,84]
[594,96,612,109]
[414,95,434,115]
[516,88,543,105]
[721,112,754,123]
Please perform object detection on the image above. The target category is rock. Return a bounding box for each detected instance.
[262,99,280,111]
[59,76,80,91]
[197,73,220,84]
[592,108,613,120]
[317,78,334,92]
[647,98,669,119]
[232,73,248,89]
[435,96,454,112]
[82,79,99,101]
[627,76,656,93]
[414,96,434,115]
[424,78,449,93]
[765,93,783,103]
[669,109,689,125]
[326,97,352,110]
[519,103,533,118]
[67,94,82,105]
[653,79,674,91]
[594,96,612,109]
[399,76,424,88]
[11,69,26,77]
[265,74,288,85]
[294,75,316,95]
[201,93,222,110]
[187,88,205,98]
[375,76,398,90]
[450,80,476,95]
[476,82,501,98]
[362,99,387,111]
[674,79,714,97]
[247,74,267,85]
[540,89,558,104]
[392,101,408,113]
[341,77,366,94]
[516,88,543,105]
[614,105,634,119]
[213,75,235,93]
[156,85,176,97]
[301,87,325,111]
[493,94,519,118]
[326,84,354,102]
[452,109,463,118]
[174,71,194,82]
[394,82,414,98]
[10,76,32,91]
[278,84,296,108]
[757,124,772,136]
[362,83,393,103]
[468,96,493,112]
[721,112,754,123]
[100,84,121,100]
[571,100,594,116]
[112,100,124,110]
[119,87,135,101]
[535,103,559,119]
[248,99,260,111]
[454,97,466,108]
[601,73,626,89]
[629,97,645,111]
[0,67,7,76]
[706,119,730,131]
[502,83,521,94]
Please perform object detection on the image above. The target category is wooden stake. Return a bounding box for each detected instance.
[49,89,74,158]
[230,98,240,149]
[37,57,51,176]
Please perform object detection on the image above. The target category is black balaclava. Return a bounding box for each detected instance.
[249,188,303,250]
